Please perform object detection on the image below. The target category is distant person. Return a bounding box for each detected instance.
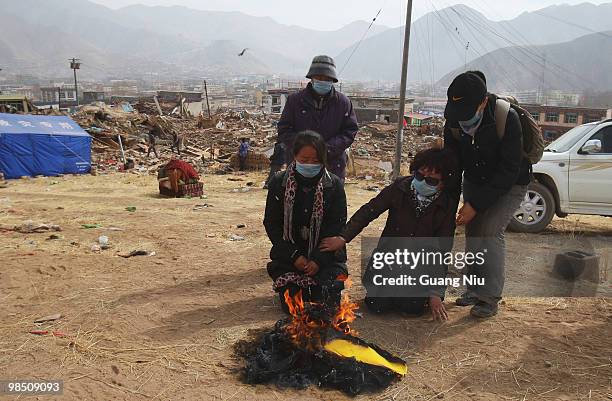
[443,71,530,318]
[238,137,249,171]
[147,125,160,158]
[264,131,347,313]
[319,148,458,321]
[277,55,358,183]
[170,131,182,156]
[264,141,285,189]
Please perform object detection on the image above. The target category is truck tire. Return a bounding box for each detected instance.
[508,182,556,233]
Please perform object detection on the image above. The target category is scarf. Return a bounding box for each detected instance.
[283,161,325,258]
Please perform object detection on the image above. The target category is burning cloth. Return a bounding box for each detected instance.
[237,290,407,396]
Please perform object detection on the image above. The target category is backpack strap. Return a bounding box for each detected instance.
[494,98,511,140]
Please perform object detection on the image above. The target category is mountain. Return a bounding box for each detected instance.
[0,0,389,79]
[437,31,612,92]
[334,2,612,83]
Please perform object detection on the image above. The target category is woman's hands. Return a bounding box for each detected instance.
[429,296,448,321]
[294,256,319,277]
[319,236,346,252]
[294,256,308,271]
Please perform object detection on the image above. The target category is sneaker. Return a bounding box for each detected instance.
[470,301,498,318]
[455,294,478,306]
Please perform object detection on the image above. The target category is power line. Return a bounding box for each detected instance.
[533,11,612,38]
[453,7,593,90]
[338,5,385,75]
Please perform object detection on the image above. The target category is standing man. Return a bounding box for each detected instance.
[443,71,530,318]
[238,137,249,171]
[147,125,160,158]
[278,55,358,182]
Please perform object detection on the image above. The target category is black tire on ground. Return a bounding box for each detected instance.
[508,182,556,233]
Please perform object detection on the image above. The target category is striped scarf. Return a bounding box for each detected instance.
[283,162,325,257]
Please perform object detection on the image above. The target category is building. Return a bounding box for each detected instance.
[39,84,79,107]
[156,90,203,103]
[262,88,300,114]
[82,91,105,104]
[405,112,434,127]
[350,96,415,123]
[0,95,34,113]
[523,104,612,140]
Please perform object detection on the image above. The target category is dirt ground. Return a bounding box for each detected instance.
[1,172,610,401]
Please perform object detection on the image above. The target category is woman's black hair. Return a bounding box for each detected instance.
[292,130,327,165]
[409,147,458,183]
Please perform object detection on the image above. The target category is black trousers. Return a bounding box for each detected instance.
[277,281,344,314]
[239,155,247,171]
[364,296,427,316]
[264,164,283,187]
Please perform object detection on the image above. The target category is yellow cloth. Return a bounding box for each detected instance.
[324,338,407,376]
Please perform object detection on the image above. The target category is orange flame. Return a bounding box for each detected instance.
[283,289,359,350]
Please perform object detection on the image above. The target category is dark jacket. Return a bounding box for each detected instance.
[277,84,358,178]
[444,93,531,212]
[269,142,285,166]
[341,177,456,242]
[263,169,347,281]
[340,177,456,298]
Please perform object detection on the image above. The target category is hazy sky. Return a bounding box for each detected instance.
[90,0,610,31]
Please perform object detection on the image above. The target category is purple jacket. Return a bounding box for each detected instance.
[277,84,359,178]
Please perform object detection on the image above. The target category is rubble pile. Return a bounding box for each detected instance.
[72,101,279,176]
[348,120,444,178]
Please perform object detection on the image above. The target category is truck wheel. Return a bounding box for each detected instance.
[508,182,555,233]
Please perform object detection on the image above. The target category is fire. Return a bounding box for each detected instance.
[283,289,359,350]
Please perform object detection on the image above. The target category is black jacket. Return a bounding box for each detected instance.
[263,169,347,280]
[444,94,530,212]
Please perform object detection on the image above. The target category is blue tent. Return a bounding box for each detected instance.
[0,113,91,179]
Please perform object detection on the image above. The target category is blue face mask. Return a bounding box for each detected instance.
[312,79,333,95]
[296,162,322,178]
[458,109,484,136]
[411,176,439,197]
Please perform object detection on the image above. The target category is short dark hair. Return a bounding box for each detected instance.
[409,147,458,183]
[292,130,327,165]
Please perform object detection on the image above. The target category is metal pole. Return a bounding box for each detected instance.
[393,0,414,180]
[73,66,79,107]
[204,80,212,118]
[117,134,126,165]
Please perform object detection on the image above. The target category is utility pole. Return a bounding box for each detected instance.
[203,80,212,118]
[393,0,414,179]
[464,42,470,71]
[69,58,81,107]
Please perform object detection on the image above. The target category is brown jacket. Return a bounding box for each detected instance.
[341,177,456,242]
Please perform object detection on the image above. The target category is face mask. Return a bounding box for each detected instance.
[412,176,439,197]
[458,109,484,136]
[312,79,333,95]
[296,162,322,178]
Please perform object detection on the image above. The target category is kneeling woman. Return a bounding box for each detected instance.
[320,148,457,321]
[264,131,348,313]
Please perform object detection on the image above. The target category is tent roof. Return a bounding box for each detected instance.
[0,113,90,137]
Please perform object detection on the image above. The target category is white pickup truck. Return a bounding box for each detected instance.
[509,118,612,233]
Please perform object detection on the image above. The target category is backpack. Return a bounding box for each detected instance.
[450,95,545,164]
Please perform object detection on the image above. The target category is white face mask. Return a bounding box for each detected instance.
[459,109,484,136]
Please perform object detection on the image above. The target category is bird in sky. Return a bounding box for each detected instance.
[238,48,249,56]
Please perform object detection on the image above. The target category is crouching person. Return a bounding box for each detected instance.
[320,148,458,321]
[264,131,348,313]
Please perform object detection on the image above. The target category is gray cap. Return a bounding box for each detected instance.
[306,55,338,83]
